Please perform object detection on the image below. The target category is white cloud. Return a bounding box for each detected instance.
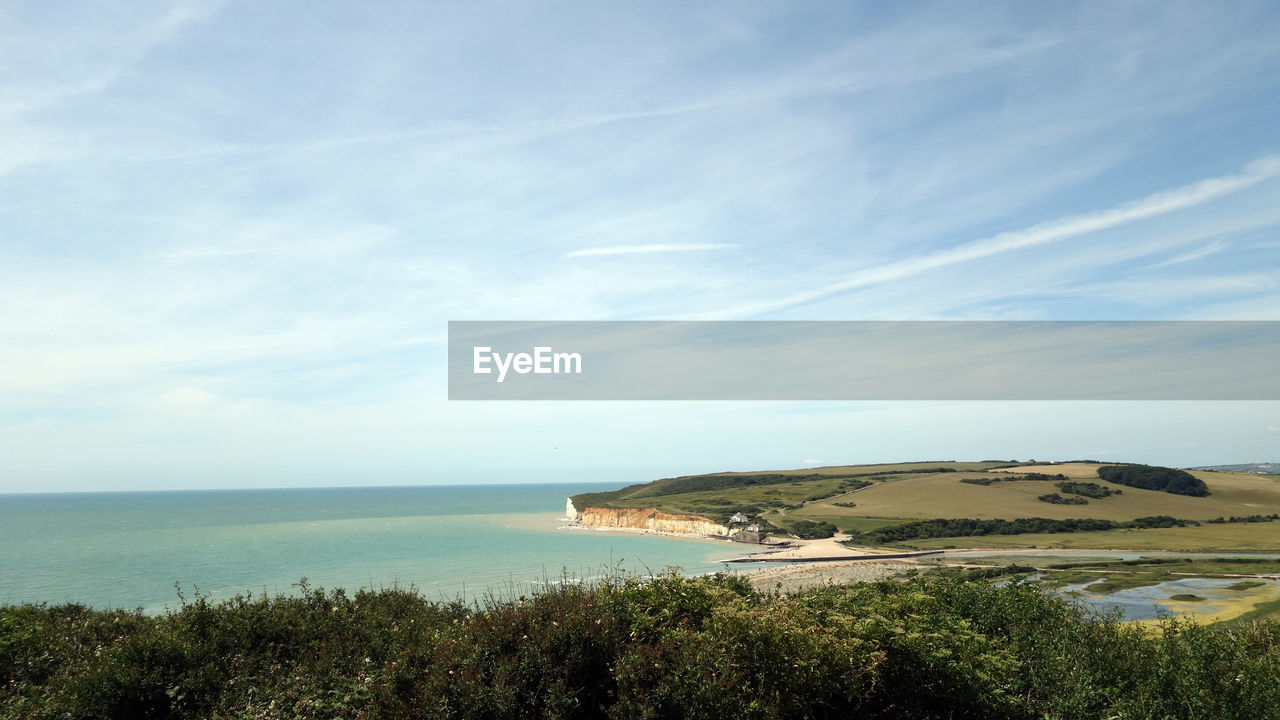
[1149,239,1228,269]
[721,154,1280,318]
[4,4,1280,489]
[160,387,218,407]
[0,0,223,119]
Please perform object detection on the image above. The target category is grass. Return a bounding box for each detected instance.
[896,521,1280,551]
[572,461,1280,552]
[1086,575,1170,593]
[572,461,1023,525]
[1225,595,1280,625]
[765,512,904,534]
[1042,557,1280,575]
[1228,580,1268,591]
[802,470,1280,524]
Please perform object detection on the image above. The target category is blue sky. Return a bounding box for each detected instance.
[2,1,1278,492]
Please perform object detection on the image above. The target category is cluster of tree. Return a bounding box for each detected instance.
[787,519,839,539]
[1038,493,1089,505]
[1056,481,1119,498]
[961,472,1069,486]
[1205,514,1280,524]
[854,515,1197,543]
[1097,464,1210,496]
[1045,557,1184,570]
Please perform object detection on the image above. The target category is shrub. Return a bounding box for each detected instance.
[1097,464,1210,496]
[1038,493,1090,505]
[786,520,839,539]
[1055,481,1118,498]
[4,574,1280,719]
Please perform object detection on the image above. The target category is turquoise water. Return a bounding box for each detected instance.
[0,484,743,613]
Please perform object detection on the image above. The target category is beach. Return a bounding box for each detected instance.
[744,559,918,593]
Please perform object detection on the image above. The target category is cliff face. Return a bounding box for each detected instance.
[572,504,730,537]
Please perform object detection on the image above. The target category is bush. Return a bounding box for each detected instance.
[1056,481,1118,498]
[1097,464,1210,496]
[1038,493,1089,505]
[786,520,839,539]
[4,575,1280,719]
[852,515,1198,543]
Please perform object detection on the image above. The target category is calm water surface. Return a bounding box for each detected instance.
[0,484,745,613]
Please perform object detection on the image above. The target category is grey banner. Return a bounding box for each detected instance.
[447,321,1280,400]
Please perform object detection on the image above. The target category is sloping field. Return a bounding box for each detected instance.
[794,468,1280,523]
[572,461,1280,549]
[695,461,1005,477]
[571,461,1018,524]
[989,463,1104,478]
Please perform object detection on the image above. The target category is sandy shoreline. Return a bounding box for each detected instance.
[743,560,919,592]
[724,533,922,591]
[563,524,931,591]
[727,534,868,560]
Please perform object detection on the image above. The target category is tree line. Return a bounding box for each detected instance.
[1096,464,1210,496]
[852,515,1197,543]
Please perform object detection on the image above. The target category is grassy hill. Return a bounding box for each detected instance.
[571,461,1016,526]
[573,461,1280,550]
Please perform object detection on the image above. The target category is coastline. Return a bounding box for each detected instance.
[557,521,739,545]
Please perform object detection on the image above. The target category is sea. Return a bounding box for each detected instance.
[0,483,748,614]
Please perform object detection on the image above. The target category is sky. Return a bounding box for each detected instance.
[2,1,1278,492]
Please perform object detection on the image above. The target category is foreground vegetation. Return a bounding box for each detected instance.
[4,575,1280,719]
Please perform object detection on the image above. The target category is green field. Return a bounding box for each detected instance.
[571,460,1017,527]
[573,460,1280,550]
[793,464,1280,524]
[900,521,1280,551]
